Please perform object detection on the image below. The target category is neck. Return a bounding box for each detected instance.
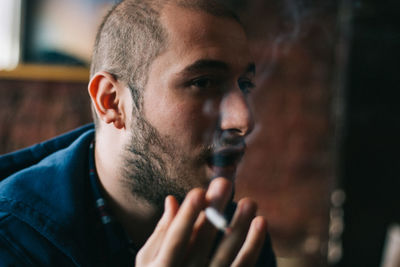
[94,128,161,248]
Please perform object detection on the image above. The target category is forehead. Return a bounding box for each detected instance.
[159,4,252,71]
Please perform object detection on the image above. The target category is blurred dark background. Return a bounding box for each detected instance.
[338,0,400,266]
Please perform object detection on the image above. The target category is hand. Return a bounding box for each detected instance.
[135,178,268,267]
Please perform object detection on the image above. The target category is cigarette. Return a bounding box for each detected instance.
[205,207,228,231]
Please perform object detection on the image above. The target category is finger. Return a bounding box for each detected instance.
[210,198,257,267]
[157,188,206,266]
[192,177,233,236]
[137,196,179,265]
[231,216,267,267]
[206,177,233,211]
[140,196,179,252]
[192,177,233,235]
[187,178,233,265]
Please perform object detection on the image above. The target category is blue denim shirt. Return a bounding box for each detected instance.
[0,124,122,265]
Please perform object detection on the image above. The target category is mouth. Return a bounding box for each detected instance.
[206,145,245,180]
[208,150,244,167]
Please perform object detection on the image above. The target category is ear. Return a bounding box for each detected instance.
[88,71,126,129]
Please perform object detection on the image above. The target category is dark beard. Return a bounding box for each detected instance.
[121,115,207,210]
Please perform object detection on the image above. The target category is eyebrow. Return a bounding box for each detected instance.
[181,59,256,75]
[182,59,229,74]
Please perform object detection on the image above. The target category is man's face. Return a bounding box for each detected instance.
[122,5,255,207]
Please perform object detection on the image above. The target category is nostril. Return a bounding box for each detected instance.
[220,130,246,146]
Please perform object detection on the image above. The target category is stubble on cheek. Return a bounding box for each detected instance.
[120,115,211,209]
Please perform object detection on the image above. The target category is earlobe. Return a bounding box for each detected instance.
[88,71,125,129]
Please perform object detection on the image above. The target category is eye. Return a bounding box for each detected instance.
[191,77,213,89]
[238,79,255,94]
[187,76,225,94]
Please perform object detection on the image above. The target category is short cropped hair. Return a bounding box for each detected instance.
[90,0,241,122]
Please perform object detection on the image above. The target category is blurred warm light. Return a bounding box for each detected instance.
[328,189,346,264]
[381,224,400,267]
[0,0,21,70]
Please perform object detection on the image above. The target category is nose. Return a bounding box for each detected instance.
[219,90,254,137]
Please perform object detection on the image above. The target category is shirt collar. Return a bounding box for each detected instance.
[88,141,136,265]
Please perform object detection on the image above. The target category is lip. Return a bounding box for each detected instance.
[208,149,245,167]
[206,145,245,179]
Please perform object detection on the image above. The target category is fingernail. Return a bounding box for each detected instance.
[254,217,265,231]
[164,196,170,213]
[207,178,231,201]
[207,183,221,199]
[239,201,255,216]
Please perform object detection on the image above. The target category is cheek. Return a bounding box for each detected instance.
[169,102,213,146]
[142,77,221,148]
[146,98,218,148]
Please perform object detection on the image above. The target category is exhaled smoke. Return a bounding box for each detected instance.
[231,0,337,82]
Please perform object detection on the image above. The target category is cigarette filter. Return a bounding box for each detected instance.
[205,207,228,231]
